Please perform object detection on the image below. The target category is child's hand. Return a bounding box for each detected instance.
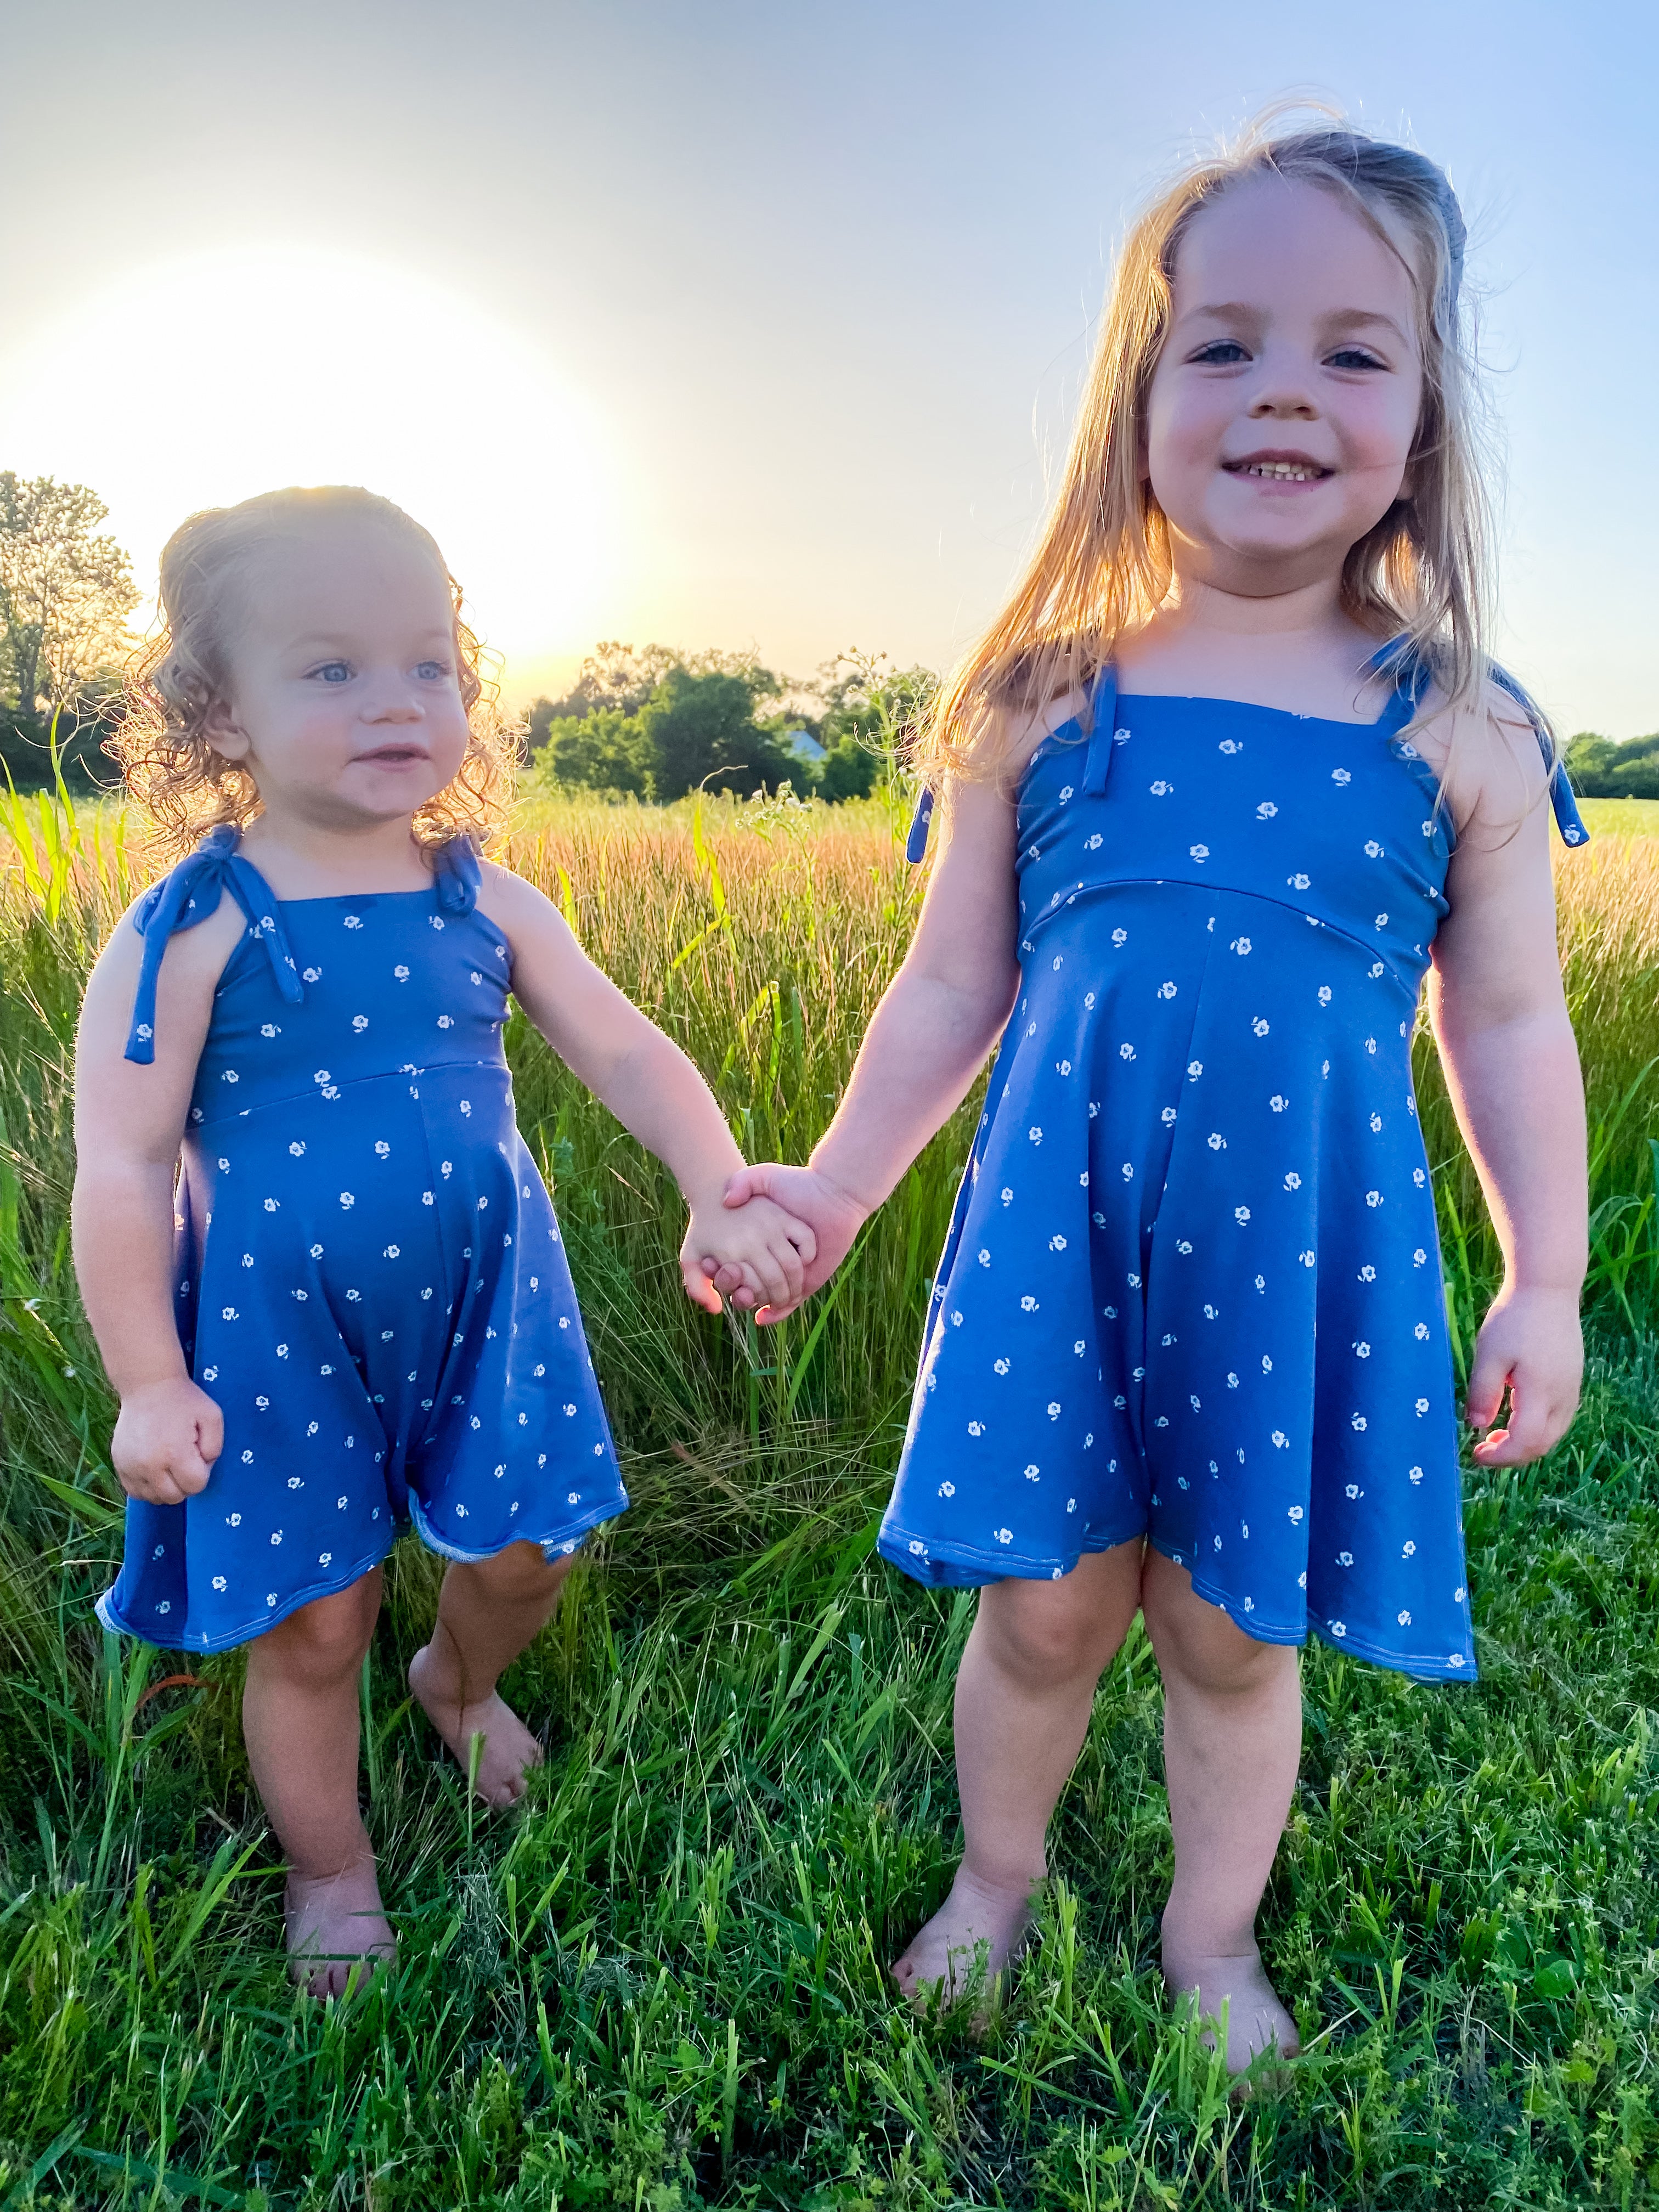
[1465,1285,1583,1466]
[680,1193,817,1320]
[111,1376,224,1504]
[706,1163,869,1324]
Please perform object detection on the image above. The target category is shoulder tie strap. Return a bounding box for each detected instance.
[904,788,934,864]
[906,664,1123,861]
[1080,665,1121,795]
[124,826,303,1064]
[1487,666,1591,848]
[432,834,482,914]
[1368,641,1590,847]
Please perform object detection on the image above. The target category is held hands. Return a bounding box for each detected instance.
[1465,1284,1583,1466]
[702,1163,870,1323]
[111,1375,224,1505]
[679,1192,819,1321]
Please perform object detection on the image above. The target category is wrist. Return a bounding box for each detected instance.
[111,1359,193,1400]
[681,1169,742,1220]
[804,1146,882,1221]
[1495,1273,1585,1301]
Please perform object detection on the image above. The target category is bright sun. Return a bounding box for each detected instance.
[0,246,620,695]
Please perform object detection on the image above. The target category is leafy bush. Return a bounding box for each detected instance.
[1565,731,1659,799]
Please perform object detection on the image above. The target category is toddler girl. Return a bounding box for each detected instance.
[75,485,812,1994]
[720,120,1588,2067]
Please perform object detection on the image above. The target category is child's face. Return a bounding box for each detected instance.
[208,523,473,830]
[1143,177,1426,592]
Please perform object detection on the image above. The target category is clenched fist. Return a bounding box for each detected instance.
[111,1376,224,1505]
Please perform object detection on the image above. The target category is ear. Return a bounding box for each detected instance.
[202,692,250,763]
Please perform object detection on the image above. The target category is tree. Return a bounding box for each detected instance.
[639,664,796,800]
[1564,731,1659,800]
[0,473,139,717]
[816,733,882,801]
[538,705,652,797]
[526,642,682,746]
[810,650,938,801]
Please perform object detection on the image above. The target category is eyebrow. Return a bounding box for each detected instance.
[1182,302,1410,345]
[287,630,455,653]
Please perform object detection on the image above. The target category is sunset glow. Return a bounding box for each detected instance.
[0,246,620,693]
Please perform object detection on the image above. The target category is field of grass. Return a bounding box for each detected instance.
[0,782,1656,2208]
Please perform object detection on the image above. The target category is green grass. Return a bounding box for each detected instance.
[0,785,1657,2208]
[1581,799,1659,840]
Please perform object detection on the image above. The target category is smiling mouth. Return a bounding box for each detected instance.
[1223,456,1334,482]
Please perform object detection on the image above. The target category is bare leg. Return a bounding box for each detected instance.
[892,1541,1143,2005]
[1141,1549,1303,2072]
[241,1567,394,1998]
[409,1541,574,1807]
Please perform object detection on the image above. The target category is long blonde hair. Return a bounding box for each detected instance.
[921,112,1504,785]
[112,484,518,864]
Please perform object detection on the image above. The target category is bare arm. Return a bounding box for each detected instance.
[477,867,814,1313]
[72,905,241,1501]
[718,733,1053,1319]
[811,774,1024,1207]
[1429,714,1587,1463]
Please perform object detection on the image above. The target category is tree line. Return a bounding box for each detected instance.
[522,645,935,803]
[1562,732,1659,800]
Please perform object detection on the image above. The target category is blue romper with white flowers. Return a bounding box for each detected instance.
[96,826,627,1654]
[880,651,1586,1679]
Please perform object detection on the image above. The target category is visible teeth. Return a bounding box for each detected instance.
[1242,461,1318,481]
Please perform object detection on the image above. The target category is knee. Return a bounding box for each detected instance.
[977,1582,1116,1686]
[463,1540,573,1607]
[1146,1575,1297,1701]
[260,1576,379,1685]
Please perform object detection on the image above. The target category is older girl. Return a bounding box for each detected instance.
[721,121,1588,2067]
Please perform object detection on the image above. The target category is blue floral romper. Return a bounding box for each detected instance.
[96,827,627,1654]
[880,654,1586,1678]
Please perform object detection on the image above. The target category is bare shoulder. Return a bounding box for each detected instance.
[474,857,565,941]
[76,885,242,1130]
[996,682,1094,782]
[86,884,242,998]
[1414,679,1550,845]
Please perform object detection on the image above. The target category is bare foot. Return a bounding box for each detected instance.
[1162,1944,1299,2076]
[408,1643,544,1807]
[890,1866,1039,2013]
[284,1856,396,1999]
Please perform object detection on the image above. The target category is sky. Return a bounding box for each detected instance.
[2,0,1654,732]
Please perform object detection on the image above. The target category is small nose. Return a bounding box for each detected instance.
[1248,389,1317,421]
[362,679,424,723]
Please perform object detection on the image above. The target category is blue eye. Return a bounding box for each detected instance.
[311,661,352,684]
[414,660,449,681]
[1193,340,1250,365]
[1329,347,1385,371]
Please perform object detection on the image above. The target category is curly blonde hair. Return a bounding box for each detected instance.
[919,111,1510,788]
[111,484,520,864]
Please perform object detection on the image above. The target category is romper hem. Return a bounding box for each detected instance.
[95,1537,396,1655]
[407,1492,624,1566]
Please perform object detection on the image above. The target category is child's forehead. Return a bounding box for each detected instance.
[1173,175,1420,326]
[241,523,453,640]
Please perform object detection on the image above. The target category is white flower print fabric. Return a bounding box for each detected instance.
[97,828,627,1653]
[884,652,1587,1680]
